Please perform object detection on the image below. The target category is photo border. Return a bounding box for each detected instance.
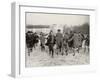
[11,2,96,78]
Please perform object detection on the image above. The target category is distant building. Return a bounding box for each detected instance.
[26,25,50,34]
[50,24,64,34]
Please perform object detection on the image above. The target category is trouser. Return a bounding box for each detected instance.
[48,44,54,58]
[41,43,45,51]
[28,47,33,56]
[63,43,69,55]
[56,42,63,55]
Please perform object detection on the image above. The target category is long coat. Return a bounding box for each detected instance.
[40,35,45,46]
[63,33,69,49]
[69,33,82,48]
[26,31,34,48]
[56,32,63,47]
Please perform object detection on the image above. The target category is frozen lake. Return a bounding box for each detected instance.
[25,46,89,67]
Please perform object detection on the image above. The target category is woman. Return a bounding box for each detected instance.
[68,31,82,56]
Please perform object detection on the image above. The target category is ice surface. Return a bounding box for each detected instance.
[25,46,89,67]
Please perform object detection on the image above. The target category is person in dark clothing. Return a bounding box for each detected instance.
[26,31,34,56]
[67,31,74,55]
[46,31,55,58]
[84,34,89,53]
[63,32,69,55]
[33,32,39,48]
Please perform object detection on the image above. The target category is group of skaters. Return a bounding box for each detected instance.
[26,29,89,57]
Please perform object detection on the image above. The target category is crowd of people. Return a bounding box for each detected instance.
[26,29,89,57]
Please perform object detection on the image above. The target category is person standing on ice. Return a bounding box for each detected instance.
[26,31,34,56]
[46,30,55,58]
[56,29,63,55]
[40,32,45,51]
[68,31,82,56]
[63,32,69,56]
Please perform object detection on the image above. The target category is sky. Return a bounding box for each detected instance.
[26,12,89,26]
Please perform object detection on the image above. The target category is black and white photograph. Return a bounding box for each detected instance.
[25,12,90,67]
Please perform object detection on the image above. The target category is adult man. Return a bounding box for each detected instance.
[46,31,55,58]
[63,32,69,55]
[40,32,45,51]
[33,32,39,48]
[56,29,63,55]
[26,31,34,56]
[84,34,89,53]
